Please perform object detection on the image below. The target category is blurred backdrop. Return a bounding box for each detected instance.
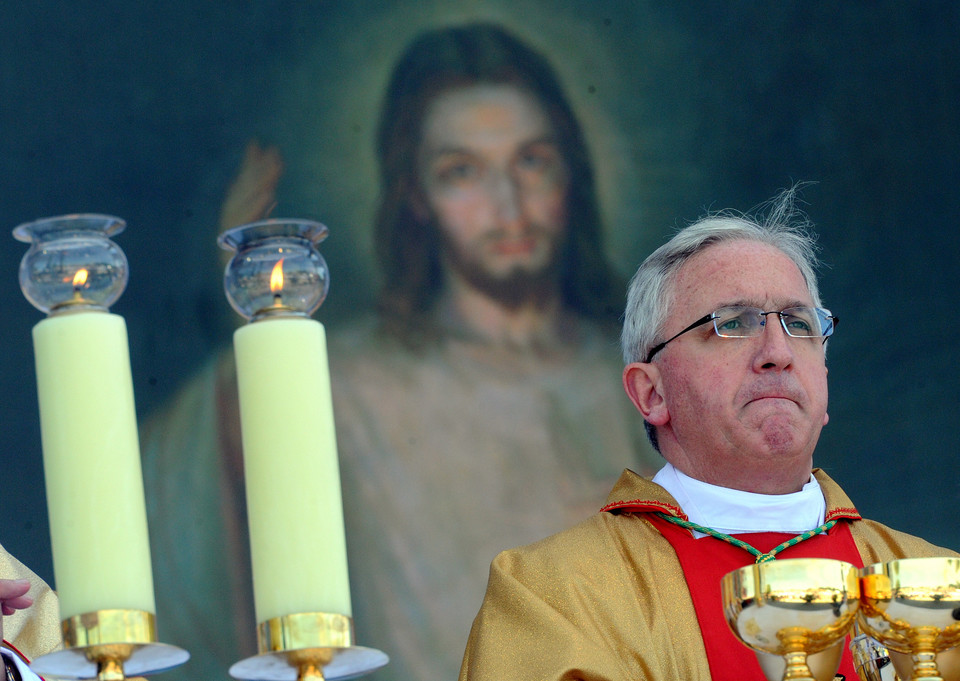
[1,0,958,632]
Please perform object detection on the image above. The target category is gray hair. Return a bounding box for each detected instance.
[621,187,825,365]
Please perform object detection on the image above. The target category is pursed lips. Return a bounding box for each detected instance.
[741,382,805,409]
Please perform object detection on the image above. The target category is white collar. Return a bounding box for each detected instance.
[652,462,826,537]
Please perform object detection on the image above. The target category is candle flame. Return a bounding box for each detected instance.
[72,268,89,289]
[270,259,284,294]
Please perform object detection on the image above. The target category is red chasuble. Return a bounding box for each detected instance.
[648,515,864,680]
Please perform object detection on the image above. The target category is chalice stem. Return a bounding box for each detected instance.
[909,651,942,680]
[782,647,815,681]
[907,627,943,680]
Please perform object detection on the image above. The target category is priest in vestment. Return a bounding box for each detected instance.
[460,192,959,680]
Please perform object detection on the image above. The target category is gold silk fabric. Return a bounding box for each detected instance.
[0,544,62,660]
[459,469,957,681]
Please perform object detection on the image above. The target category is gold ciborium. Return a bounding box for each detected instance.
[722,558,860,681]
[858,557,960,681]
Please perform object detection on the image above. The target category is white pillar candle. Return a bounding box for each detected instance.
[32,311,156,619]
[233,316,351,624]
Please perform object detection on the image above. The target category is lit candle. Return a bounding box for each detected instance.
[14,215,155,621]
[220,222,350,625]
[234,315,351,623]
[33,310,155,619]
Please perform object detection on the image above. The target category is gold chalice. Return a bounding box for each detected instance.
[722,558,860,681]
[858,557,960,681]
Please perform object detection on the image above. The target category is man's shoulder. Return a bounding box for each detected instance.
[814,470,959,560]
[851,516,960,563]
[491,517,610,582]
[485,469,671,578]
[491,505,666,575]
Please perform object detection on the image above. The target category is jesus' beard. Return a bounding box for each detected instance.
[438,227,565,311]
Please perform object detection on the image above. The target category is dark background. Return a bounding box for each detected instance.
[2,1,958,586]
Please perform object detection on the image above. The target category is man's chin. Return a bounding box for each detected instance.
[751,420,819,464]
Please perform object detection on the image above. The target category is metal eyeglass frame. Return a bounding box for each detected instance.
[644,306,838,363]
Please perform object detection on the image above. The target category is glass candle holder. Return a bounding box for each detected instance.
[219,219,330,321]
[221,219,388,680]
[14,213,128,314]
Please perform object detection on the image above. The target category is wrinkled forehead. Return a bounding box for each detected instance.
[667,240,814,321]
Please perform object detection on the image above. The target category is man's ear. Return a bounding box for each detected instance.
[623,362,669,426]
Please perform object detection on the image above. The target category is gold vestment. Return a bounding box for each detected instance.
[459,469,956,680]
[0,543,61,660]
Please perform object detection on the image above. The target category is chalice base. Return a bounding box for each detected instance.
[890,646,960,681]
[755,639,843,681]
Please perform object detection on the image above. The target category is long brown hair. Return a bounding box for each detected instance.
[374,23,623,341]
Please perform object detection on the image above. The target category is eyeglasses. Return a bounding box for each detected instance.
[644,305,838,362]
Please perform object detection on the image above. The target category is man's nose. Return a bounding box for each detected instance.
[753,314,795,371]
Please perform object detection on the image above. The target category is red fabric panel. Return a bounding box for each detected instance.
[649,515,863,680]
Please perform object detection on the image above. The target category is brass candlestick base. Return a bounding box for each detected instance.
[229,613,388,681]
[29,609,189,680]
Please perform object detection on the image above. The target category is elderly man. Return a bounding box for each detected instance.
[458,191,957,680]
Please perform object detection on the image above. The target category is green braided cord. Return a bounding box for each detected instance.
[654,513,837,563]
